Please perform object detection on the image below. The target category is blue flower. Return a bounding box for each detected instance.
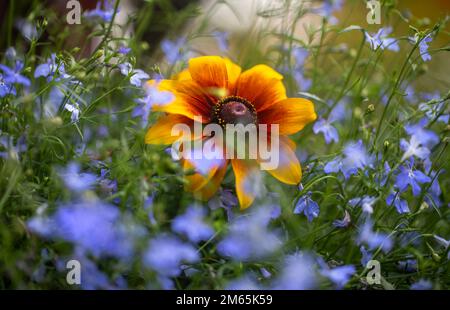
[0,60,30,87]
[313,118,339,144]
[84,0,116,22]
[386,192,410,214]
[64,102,80,122]
[34,54,72,81]
[419,98,449,124]
[405,119,439,147]
[15,19,38,41]
[97,168,118,195]
[410,279,432,290]
[395,159,431,196]
[294,71,312,91]
[292,46,309,67]
[272,252,317,290]
[118,62,149,87]
[217,205,282,261]
[333,210,351,228]
[349,196,376,214]
[161,37,187,64]
[0,135,27,160]
[143,235,199,277]
[324,140,374,179]
[28,200,135,259]
[294,192,320,222]
[133,84,174,127]
[397,259,417,273]
[0,73,16,97]
[58,162,97,192]
[418,34,432,62]
[320,265,356,289]
[365,27,399,52]
[208,188,238,221]
[360,246,372,267]
[314,0,343,24]
[171,206,214,243]
[213,31,229,52]
[358,219,393,253]
[118,45,131,55]
[400,136,430,161]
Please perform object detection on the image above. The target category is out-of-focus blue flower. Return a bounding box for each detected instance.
[133,84,174,127]
[294,192,320,222]
[314,0,343,24]
[226,275,262,290]
[213,31,229,52]
[28,200,135,259]
[15,19,38,41]
[294,71,312,91]
[410,279,432,290]
[208,188,238,221]
[415,34,433,62]
[118,45,131,55]
[365,27,399,52]
[143,235,199,277]
[386,192,410,214]
[292,46,309,67]
[360,246,372,267]
[397,259,417,273]
[324,140,374,179]
[217,205,282,261]
[84,0,116,22]
[404,85,415,103]
[395,159,431,196]
[358,219,393,253]
[172,206,214,243]
[143,194,157,225]
[58,162,97,192]
[419,99,449,124]
[0,60,30,87]
[161,38,187,64]
[0,73,16,97]
[34,54,72,81]
[433,235,449,249]
[333,210,351,228]
[320,264,356,289]
[118,62,149,87]
[98,168,118,195]
[349,196,376,214]
[64,102,80,122]
[260,267,272,279]
[400,136,430,161]
[313,118,339,144]
[272,252,317,290]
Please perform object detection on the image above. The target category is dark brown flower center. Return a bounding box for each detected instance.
[213,96,257,126]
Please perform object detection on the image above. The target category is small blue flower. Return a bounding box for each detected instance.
[213,31,229,52]
[320,265,356,289]
[360,246,372,267]
[410,279,432,290]
[34,54,72,81]
[397,259,417,273]
[0,60,31,87]
[171,206,214,243]
[313,118,339,144]
[58,162,97,192]
[161,37,187,64]
[324,140,374,179]
[294,192,320,222]
[333,210,351,228]
[386,192,410,214]
[118,45,131,55]
[0,73,16,97]
[217,205,282,261]
[272,252,317,290]
[133,84,174,127]
[418,34,432,62]
[292,46,309,67]
[365,27,399,52]
[64,102,81,122]
[395,159,431,196]
[118,62,149,87]
[405,119,439,147]
[400,136,430,161]
[314,0,343,24]
[419,98,449,124]
[358,219,393,253]
[349,196,376,214]
[208,188,238,221]
[143,235,199,277]
[84,0,116,22]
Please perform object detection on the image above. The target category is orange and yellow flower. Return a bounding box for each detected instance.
[145,56,316,209]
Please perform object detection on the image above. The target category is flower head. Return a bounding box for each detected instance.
[365,27,399,52]
[294,192,320,222]
[0,60,30,87]
[145,56,316,209]
[395,159,431,196]
[58,162,97,192]
[171,206,214,243]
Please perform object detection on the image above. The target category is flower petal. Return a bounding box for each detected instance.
[194,161,229,200]
[258,98,317,135]
[188,56,229,89]
[260,136,302,185]
[234,64,286,111]
[145,114,195,145]
[149,79,214,122]
[231,159,260,209]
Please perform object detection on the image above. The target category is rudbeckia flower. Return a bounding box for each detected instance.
[145,56,316,209]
